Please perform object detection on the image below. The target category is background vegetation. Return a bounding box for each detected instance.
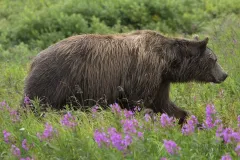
[0,0,240,159]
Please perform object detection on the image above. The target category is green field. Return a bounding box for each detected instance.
[0,0,240,159]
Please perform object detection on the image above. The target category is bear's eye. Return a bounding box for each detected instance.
[211,58,217,63]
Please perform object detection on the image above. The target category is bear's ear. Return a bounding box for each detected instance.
[197,37,208,50]
[193,35,199,41]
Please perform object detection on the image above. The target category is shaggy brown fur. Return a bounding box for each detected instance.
[23,30,228,124]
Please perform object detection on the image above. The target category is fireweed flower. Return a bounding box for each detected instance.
[91,105,98,113]
[94,127,134,151]
[22,139,29,151]
[0,101,6,110]
[235,144,240,156]
[123,110,134,119]
[214,118,222,126]
[134,106,141,112]
[1,101,6,106]
[94,129,110,147]
[144,114,151,122]
[37,123,56,141]
[110,103,121,115]
[24,95,31,105]
[10,109,20,122]
[3,130,11,143]
[190,115,198,125]
[206,104,216,116]
[160,114,175,128]
[163,140,180,155]
[137,132,143,138]
[108,127,125,150]
[60,112,77,128]
[122,134,132,147]
[204,116,214,129]
[203,104,220,129]
[222,128,234,144]
[107,127,132,151]
[11,145,21,158]
[91,105,99,117]
[42,123,53,138]
[217,126,240,144]
[221,154,232,160]
[121,119,139,134]
[182,115,198,135]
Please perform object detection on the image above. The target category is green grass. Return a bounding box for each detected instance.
[0,0,240,159]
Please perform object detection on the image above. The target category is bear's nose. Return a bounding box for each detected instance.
[222,73,228,81]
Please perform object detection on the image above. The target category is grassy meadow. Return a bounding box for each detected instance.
[0,0,240,159]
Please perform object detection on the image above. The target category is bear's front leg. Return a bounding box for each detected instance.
[165,101,188,125]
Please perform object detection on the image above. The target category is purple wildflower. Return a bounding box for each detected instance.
[94,127,137,151]
[163,140,180,155]
[221,154,232,160]
[24,95,31,105]
[10,109,20,122]
[121,119,139,134]
[43,123,53,138]
[3,130,11,143]
[182,115,198,135]
[190,115,198,125]
[134,106,141,112]
[37,123,55,141]
[214,118,222,126]
[160,114,175,128]
[217,125,240,144]
[204,116,214,129]
[122,134,132,147]
[144,114,151,122]
[60,112,77,128]
[94,129,110,147]
[91,105,99,117]
[182,121,194,135]
[11,145,21,158]
[22,139,29,151]
[235,144,240,156]
[137,132,143,138]
[92,105,98,112]
[203,104,220,129]
[108,127,126,151]
[0,101,6,107]
[160,158,168,160]
[222,128,234,144]
[206,104,216,116]
[110,103,121,115]
[123,110,134,119]
[232,131,240,143]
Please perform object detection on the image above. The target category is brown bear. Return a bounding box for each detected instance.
[23,30,228,123]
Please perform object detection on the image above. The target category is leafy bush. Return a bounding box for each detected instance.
[0,0,239,49]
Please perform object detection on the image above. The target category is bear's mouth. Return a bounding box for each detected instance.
[212,76,228,84]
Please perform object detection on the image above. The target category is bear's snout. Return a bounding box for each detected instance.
[220,72,228,82]
[214,72,228,83]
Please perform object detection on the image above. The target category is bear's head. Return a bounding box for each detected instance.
[164,37,228,83]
